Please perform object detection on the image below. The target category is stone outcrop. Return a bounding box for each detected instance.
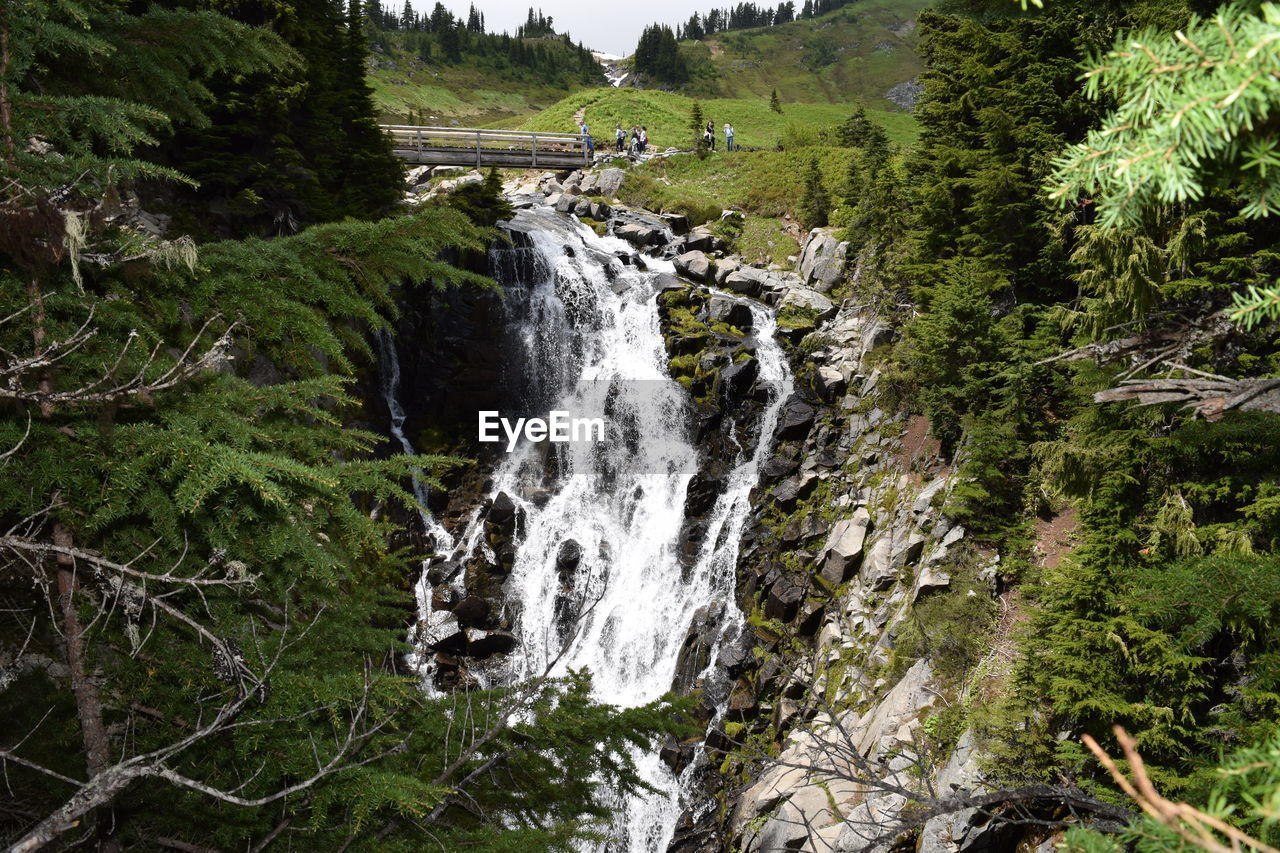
[798,228,849,294]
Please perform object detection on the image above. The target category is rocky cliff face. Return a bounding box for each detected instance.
[649,224,1029,853]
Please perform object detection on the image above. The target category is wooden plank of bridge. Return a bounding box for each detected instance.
[380,125,589,171]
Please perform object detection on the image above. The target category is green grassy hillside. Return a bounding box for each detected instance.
[512,88,917,151]
[367,34,597,126]
[677,0,930,106]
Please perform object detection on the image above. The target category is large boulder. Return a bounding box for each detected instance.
[861,535,897,591]
[775,396,816,441]
[723,266,767,297]
[779,286,837,322]
[707,296,754,330]
[798,229,849,294]
[615,222,663,247]
[682,228,717,253]
[674,250,712,282]
[819,508,872,583]
[721,357,759,402]
[713,256,742,284]
[594,167,626,197]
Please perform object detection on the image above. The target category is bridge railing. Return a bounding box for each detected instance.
[379,125,591,167]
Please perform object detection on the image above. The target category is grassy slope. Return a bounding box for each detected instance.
[367,39,592,126]
[679,0,929,106]
[618,146,858,265]
[513,88,917,151]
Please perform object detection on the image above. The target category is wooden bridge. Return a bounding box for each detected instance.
[381,125,592,169]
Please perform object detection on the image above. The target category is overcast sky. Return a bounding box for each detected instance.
[407,0,696,56]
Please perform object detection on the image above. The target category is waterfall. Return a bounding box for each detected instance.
[374,327,459,690]
[435,208,793,851]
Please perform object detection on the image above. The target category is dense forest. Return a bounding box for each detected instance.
[366,2,601,87]
[824,0,1280,842]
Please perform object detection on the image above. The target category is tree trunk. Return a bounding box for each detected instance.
[54,522,121,853]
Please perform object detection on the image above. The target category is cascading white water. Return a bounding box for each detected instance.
[441,208,793,851]
[375,328,459,689]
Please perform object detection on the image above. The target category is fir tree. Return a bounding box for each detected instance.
[799,156,829,227]
[691,100,708,155]
[770,88,783,113]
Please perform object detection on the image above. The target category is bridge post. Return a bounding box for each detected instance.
[532,134,538,168]
[476,130,482,169]
[415,129,422,157]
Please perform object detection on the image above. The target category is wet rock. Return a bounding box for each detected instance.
[674,602,725,694]
[555,539,582,574]
[660,734,701,774]
[488,492,518,528]
[721,357,759,401]
[707,296,754,330]
[431,587,460,611]
[427,559,463,585]
[554,195,578,214]
[674,250,712,282]
[451,595,490,628]
[588,201,613,220]
[467,629,517,657]
[616,222,663,247]
[775,397,816,441]
[685,471,727,518]
[819,508,872,583]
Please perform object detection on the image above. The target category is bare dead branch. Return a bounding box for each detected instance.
[1083,726,1279,853]
[1093,364,1280,420]
[0,308,235,407]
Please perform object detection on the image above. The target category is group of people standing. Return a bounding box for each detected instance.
[580,122,649,156]
[614,124,648,155]
[578,119,735,158]
[702,120,736,152]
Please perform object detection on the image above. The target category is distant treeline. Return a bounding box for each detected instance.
[676,0,853,39]
[364,2,602,85]
[635,0,856,85]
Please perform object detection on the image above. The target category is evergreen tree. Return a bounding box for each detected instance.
[770,88,783,113]
[691,100,708,155]
[634,24,688,84]
[156,0,403,237]
[799,156,830,227]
